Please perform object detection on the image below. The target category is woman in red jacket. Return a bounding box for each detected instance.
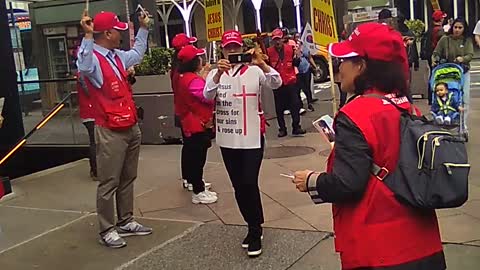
[293,23,446,270]
[176,45,217,204]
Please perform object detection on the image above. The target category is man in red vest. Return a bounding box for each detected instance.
[77,9,152,248]
[267,28,306,137]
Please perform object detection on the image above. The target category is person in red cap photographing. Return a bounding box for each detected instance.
[77,9,152,248]
[267,28,306,137]
[292,23,446,270]
[204,29,282,257]
[175,44,217,204]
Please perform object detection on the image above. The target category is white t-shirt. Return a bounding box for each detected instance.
[204,64,282,149]
[473,20,480,35]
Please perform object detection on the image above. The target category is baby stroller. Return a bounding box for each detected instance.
[429,63,468,141]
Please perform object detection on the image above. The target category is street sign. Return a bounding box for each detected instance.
[310,0,338,47]
[205,0,224,42]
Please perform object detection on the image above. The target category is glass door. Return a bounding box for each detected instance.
[47,36,70,79]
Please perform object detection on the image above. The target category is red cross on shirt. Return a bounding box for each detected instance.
[232,85,257,136]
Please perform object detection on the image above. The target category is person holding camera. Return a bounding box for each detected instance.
[77,9,152,248]
[204,30,282,257]
[267,28,306,137]
[176,45,217,204]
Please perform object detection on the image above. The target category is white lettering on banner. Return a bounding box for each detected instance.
[382,94,409,105]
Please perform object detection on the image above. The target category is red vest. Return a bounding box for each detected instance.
[267,45,297,86]
[76,73,95,120]
[84,51,137,129]
[327,90,442,269]
[432,25,443,50]
[171,68,181,116]
[176,72,214,136]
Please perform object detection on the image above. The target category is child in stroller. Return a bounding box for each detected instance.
[431,82,463,125]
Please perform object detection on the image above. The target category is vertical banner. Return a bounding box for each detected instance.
[430,0,441,10]
[310,0,338,47]
[205,0,224,42]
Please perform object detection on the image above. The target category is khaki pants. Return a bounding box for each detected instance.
[95,124,141,235]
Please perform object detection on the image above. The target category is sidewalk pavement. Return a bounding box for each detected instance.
[1,95,480,270]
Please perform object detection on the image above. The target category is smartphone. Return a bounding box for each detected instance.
[228,53,252,64]
[313,115,335,143]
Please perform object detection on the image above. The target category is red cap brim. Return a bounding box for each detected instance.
[328,41,359,58]
[189,37,198,43]
[113,22,128,31]
[222,40,243,47]
[196,48,206,56]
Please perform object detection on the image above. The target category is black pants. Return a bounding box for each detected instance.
[83,121,97,176]
[351,251,446,270]
[220,137,265,236]
[182,130,212,194]
[296,72,313,106]
[427,58,433,105]
[273,84,301,131]
[180,126,188,181]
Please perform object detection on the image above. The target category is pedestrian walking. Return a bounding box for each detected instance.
[204,30,282,257]
[77,9,153,248]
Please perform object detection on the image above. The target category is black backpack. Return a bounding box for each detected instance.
[368,95,469,209]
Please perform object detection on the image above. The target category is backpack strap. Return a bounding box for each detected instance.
[362,94,417,180]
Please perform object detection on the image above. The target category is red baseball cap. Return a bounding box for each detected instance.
[432,10,447,22]
[271,28,283,40]
[177,45,206,63]
[93,11,128,32]
[221,30,243,47]
[172,33,197,50]
[328,22,406,63]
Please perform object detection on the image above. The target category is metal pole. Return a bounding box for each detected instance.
[295,4,302,33]
[255,9,262,32]
[278,7,283,28]
[465,0,469,23]
[453,0,458,19]
[409,0,415,19]
[9,3,27,116]
[424,0,428,31]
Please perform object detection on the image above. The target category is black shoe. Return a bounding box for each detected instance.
[278,130,288,138]
[242,234,264,248]
[307,104,315,112]
[292,128,306,136]
[247,237,262,257]
[311,98,319,103]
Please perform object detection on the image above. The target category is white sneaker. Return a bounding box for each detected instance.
[299,108,307,115]
[435,116,444,125]
[192,191,218,204]
[284,110,291,115]
[182,179,189,189]
[205,190,217,197]
[444,116,451,125]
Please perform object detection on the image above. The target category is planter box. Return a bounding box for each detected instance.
[133,74,172,94]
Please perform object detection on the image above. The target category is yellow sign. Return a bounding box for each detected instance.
[430,0,440,10]
[205,0,224,42]
[310,0,338,47]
